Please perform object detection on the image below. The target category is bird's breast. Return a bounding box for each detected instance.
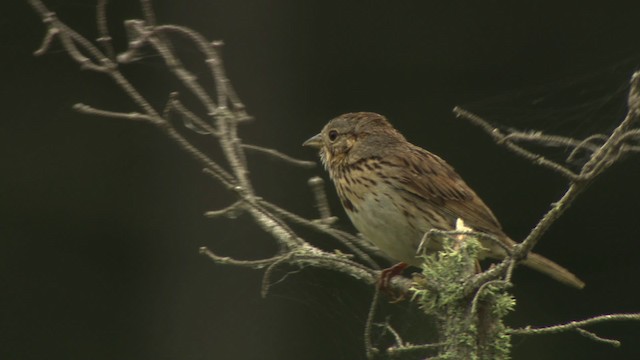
[336,180,429,266]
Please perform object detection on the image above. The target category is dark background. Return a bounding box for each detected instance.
[3,1,640,359]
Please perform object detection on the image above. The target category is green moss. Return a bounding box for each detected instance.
[410,233,515,360]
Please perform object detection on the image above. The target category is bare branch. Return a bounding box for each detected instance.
[204,200,244,219]
[382,320,405,348]
[261,254,294,297]
[199,246,282,269]
[166,93,221,136]
[614,128,640,149]
[73,101,237,188]
[567,134,609,163]
[96,0,115,60]
[73,103,161,124]
[510,313,640,347]
[242,144,316,168]
[33,27,58,56]
[364,286,381,359]
[504,131,602,153]
[386,343,444,359]
[515,182,584,260]
[453,107,580,180]
[307,176,336,222]
[139,0,157,26]
[256,199,380,269]
[233,197,306,249]
[576,328,621,347]
[470,280,511,318]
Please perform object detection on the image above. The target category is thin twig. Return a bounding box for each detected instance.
[139,0,157,26]
[465,258,512,295]
[614,128,640,147]
[470,280,511,318]
[514,183,585,262]
[242,144,316,168]
[73,103,160,123]
[73,102,237,188]
[204,201,244,218]
[167,93,221,136]
[261,254,293,297]
[453,107,579,180]
[30,9,110,72]
[576,328,621,347]
[580,113,636,179]
[510,312,640,347]
[119,20,254,193]
[199,246,282,268]
[33,27,58,56]
[510,313,640,334]
[219,189,306,249]
[307,176,335,221]
[256,199,381,268]
[386,343,444,358]
[503,257,517,284]
[364,286,381,360]
[567,134,608,163]
[504,131,601,152]
[30,2,245,192]
[96,0,115,60]
[382,320,405,348]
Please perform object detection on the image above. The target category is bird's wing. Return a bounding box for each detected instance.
[395,145,505,237]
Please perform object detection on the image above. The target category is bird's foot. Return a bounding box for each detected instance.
[377,262,408,302]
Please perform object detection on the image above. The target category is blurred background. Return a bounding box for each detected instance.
[2,1,640,359]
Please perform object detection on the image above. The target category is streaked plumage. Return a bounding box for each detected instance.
[304,112,584,288]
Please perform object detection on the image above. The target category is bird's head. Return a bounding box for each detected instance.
[303,112,405,170]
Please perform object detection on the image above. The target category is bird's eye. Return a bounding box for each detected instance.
[328,130,338,142]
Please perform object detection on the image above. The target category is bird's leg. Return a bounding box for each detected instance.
[378,262,409,301]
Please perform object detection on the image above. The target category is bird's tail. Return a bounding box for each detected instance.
[522,252,585,289]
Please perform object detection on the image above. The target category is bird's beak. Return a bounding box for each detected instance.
[302,133,323,148]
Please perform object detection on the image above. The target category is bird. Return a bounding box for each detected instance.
[303,112,584,289]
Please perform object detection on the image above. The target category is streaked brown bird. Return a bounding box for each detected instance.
[304,112,584,289]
